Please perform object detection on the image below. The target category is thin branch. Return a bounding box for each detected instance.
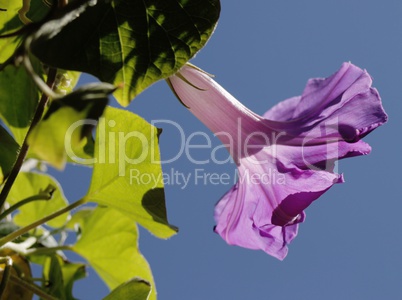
[0,67,57,210]
[0,257,12,299]
[9,274,58,300]
[0,185,55,221]
[25,245,72,256]
[22,49,59,99]
[0,198,86,247]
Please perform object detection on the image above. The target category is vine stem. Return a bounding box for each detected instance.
[9,274,58,300]
[0,198,86,247]
[0,67,57,210]
[0,187,55,221]
[25,245,72,256]
[0,256,12,298]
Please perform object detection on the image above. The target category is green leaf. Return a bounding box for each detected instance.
[0,221,19,238]
[0,124,19,183]
[65,207,94,231]
[62,260,87,300]
[7,172,69,227]
[72,206,157,299]
[0,0,22,64]
[43,255,65,299]
[31,0,221,105]
[0,0,52,63]
[103,278,151,300]
[27,83,113,169]
[86,107,177,238]
[0,59,43,144]
[42,255,86,300]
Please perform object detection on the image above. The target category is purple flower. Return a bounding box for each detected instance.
[167,63,387,260]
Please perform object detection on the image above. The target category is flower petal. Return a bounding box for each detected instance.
[168,65,289,160]
[168,65,264,147]
[274,140,371,172]
[214,156,340,260]
[214,179,298,260]
[169,62,387,260]
[264,63,388,143]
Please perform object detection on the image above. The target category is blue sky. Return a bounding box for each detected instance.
[54,1,402,299]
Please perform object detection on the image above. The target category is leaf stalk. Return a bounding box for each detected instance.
[0,198,86,247]
[0,68,57,210]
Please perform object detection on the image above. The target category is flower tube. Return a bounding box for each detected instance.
[167,63,387,260]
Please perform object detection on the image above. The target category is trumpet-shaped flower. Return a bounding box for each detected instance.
[167,63,387,260]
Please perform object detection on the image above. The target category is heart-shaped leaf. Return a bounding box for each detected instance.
[0,0,51,63]
[8,172,69,228]
[72,206,156,299]
[0,60,43,145]
[31,0,221,105]
[103,278,151,300]
[28,83,113,169]
[85,107,177,238]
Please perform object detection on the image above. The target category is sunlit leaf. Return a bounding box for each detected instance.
[31,0,221,105]
[8,172,69,227]
[27,83,112,169]
[72,206,157,299]
[0,59,43,144]
[103,278,151,300]
[86,107,177,238]
[0,0,52,63]
[65,207,94,231]
[0,124,19,183]
[61,260,87,300]
[0,0,24,63]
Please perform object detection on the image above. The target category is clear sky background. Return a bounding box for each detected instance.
[51,1,402,299]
